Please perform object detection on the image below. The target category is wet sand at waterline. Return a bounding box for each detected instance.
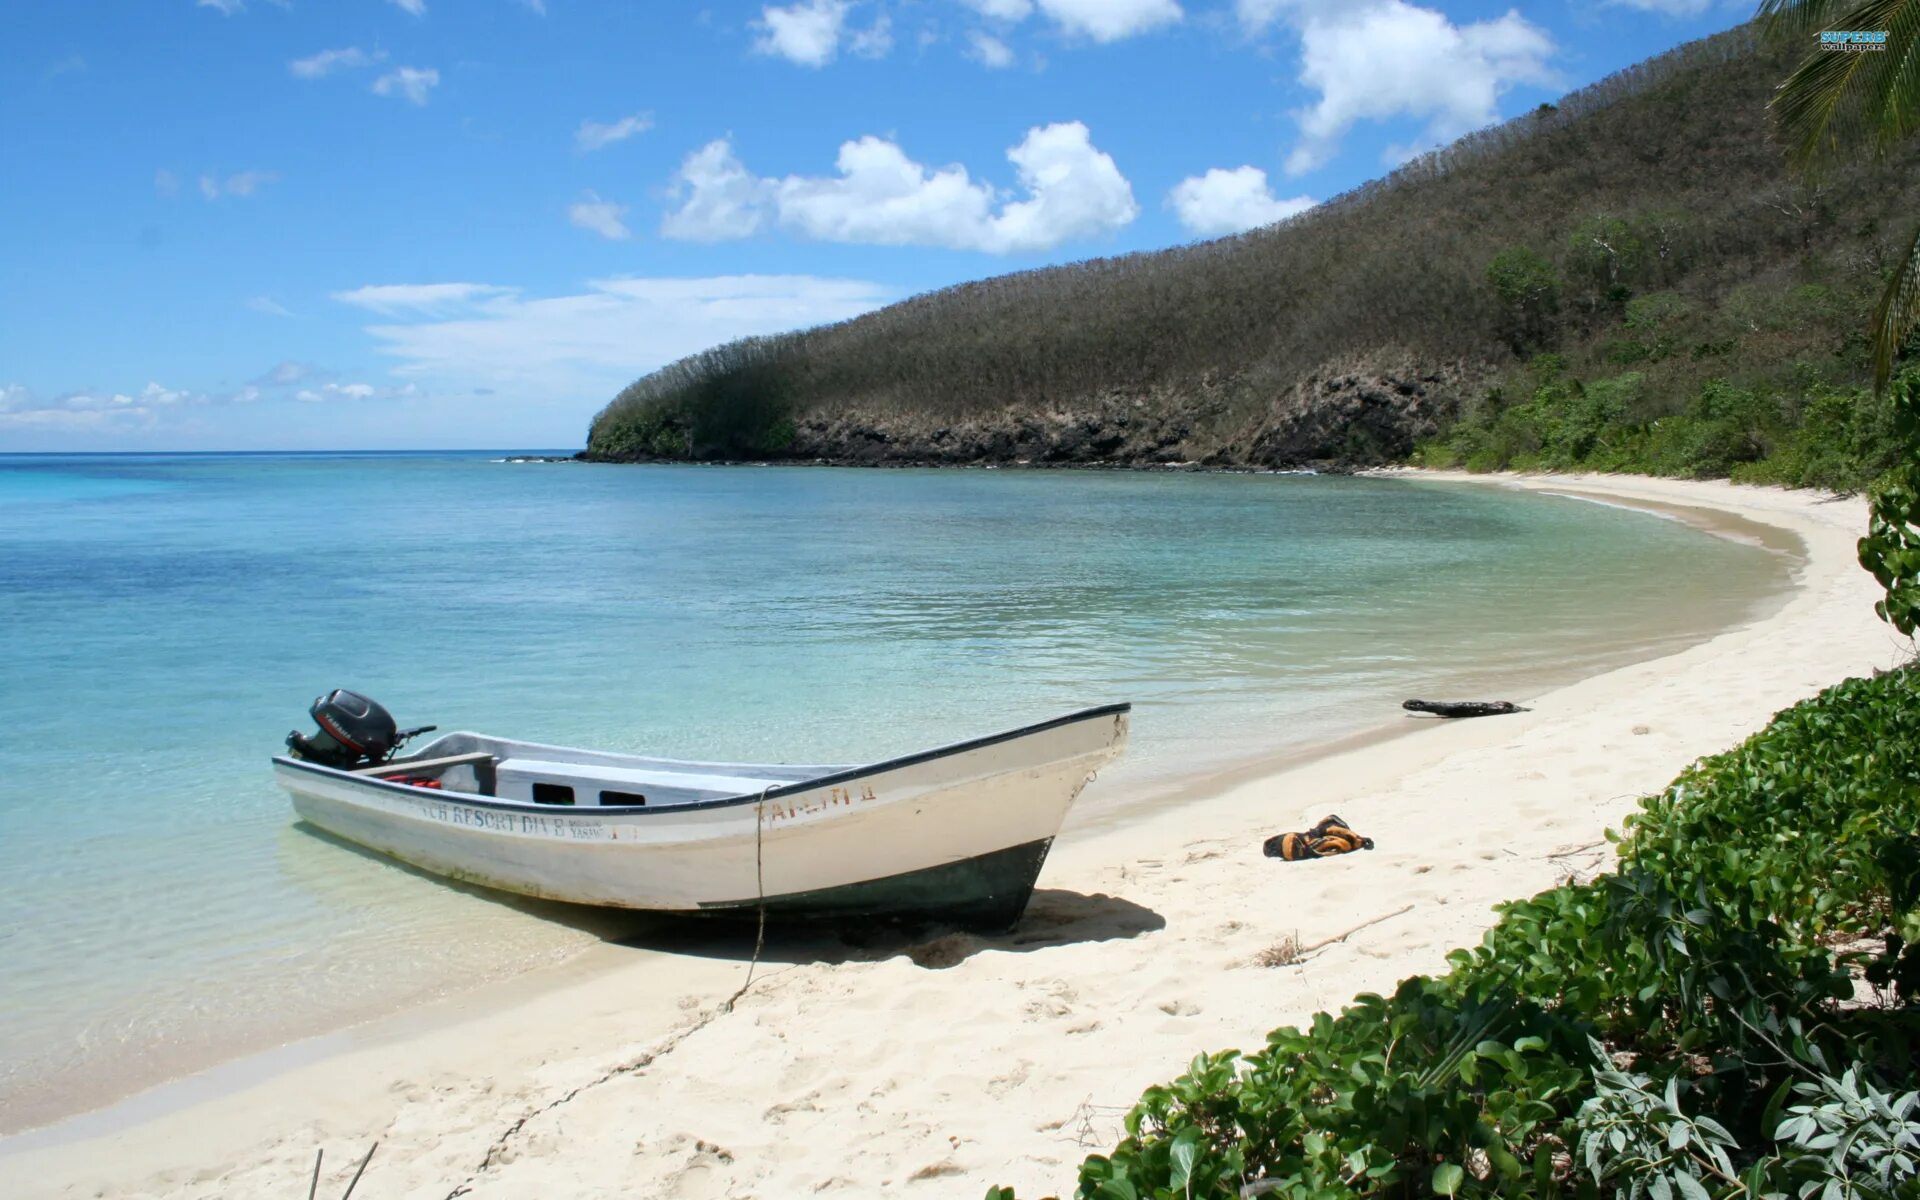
[3,472,1903,1199]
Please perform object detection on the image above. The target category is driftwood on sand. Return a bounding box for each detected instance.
[1402,699,1528,719]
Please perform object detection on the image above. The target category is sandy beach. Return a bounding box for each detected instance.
[3,471,1906,1200]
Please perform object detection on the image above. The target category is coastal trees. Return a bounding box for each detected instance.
[1486,247,1560,355]
[1761,0,1920,633]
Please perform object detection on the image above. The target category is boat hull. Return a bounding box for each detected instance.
[275,706,1127,929]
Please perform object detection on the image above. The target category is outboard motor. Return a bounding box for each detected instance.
[286,689,436,770]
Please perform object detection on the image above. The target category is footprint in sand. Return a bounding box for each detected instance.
[664,1137,736,1200]
[765,1091,822,1124]
[1018,978,1077,1021]
[909,1159,966,1182]
[988,1060,1033,1097]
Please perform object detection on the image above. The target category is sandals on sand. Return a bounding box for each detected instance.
[1263,814,1375,861]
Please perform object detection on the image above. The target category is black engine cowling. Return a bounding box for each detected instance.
[286,689,434,769]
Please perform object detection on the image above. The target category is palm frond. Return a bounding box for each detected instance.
[1871,221,1920,390]
[1773,40,1883,166]
[1766,0,1920,166]
[1759,0,1858,38]
[1871,0,1920,150]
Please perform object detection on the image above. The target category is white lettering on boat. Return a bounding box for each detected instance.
[379,793,611,840]
[764,783,879,824]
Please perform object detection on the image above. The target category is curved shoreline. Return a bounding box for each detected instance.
[3,472,1903,1199]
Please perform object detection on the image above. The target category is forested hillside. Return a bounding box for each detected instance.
[584,23,1916,487]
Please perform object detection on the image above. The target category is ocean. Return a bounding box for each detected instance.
[0,452,1789,1132]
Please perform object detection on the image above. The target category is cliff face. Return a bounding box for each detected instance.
[583,25,1909,472]
[636,362,1481,470]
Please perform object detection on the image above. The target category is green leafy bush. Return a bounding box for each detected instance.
[1860,375,1920,636]
[1424,359,1909,493]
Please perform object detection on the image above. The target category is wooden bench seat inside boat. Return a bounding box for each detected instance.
[351,751,498,776]
[493,757,790,807]
[352,751,499,794]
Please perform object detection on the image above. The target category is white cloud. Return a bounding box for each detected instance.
[386,0,427,15]
[773,136,996,247]
[332,282,517,316]
[951,0,1177,50]
[754,0,851,66]
[661,140,777,242]
[663,122,1136,254]
[1605,0,1717,11]
[569,192,632,240]
[198,169,277,200]
[1168,166,1314,236]
[966,30,1016,67]
[751,0,891,65]
[247,296,296,317]
[258,362,318,385]
[981,122,1138,249]
[333,275,896,396]
[192,0,294,14]
[1234,0,1285,33]
[576,111,654,152]
[960,0,1033,18]
[295,382,378,402]
[136,382,195,406]
[223,169,274,196]
[1032,0,1181,41]
[290,47,380,78]
[518,0,548,11]
[848,12,893,57]
[1280,1,1557,175]
[154,168,180,197]
[372,66,439,105]
[0,370,411,445]
[0,381,206,433]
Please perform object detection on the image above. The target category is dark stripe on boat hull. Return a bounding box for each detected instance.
[698,838,1055,932]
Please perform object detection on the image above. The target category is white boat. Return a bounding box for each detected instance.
[273,698,1130,930]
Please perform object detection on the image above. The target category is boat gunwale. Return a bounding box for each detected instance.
[272,702,1131,817]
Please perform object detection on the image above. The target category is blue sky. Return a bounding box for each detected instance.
[2,0,1753,451]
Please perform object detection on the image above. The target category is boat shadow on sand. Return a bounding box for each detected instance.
[293,821,1164,972]
[619,886,1168,972]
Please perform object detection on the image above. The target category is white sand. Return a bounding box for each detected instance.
[3,472,1907,1200]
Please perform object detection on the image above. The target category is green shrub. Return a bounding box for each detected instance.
[1488,248,1562,355]
[1860,375,1920,637]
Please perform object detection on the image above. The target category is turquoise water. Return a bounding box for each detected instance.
[0,453,1789,1130]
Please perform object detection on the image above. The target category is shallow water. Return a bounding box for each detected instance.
[0,454,1789,1130]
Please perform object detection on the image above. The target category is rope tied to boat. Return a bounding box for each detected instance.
[721,784,771,1013]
